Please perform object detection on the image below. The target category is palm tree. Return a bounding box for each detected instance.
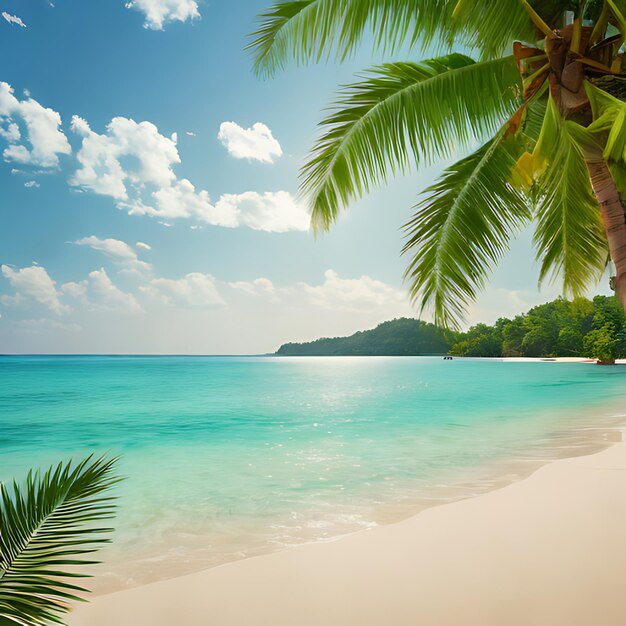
[0,456,119,626]
[249,0,626,328]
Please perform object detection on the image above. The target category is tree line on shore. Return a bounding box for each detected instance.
[276,296,626,361]
[450,295,626,360]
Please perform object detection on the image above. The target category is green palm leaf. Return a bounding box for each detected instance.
[302,54,521,230]
[532,98,608,294]
[402,133,531,329]
[248,0,451,76]
[0,456,120,626]
[247,0,557,75]
[451,0,539,59]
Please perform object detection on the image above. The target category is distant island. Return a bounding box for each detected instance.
[277,318,452,356]
[276,296,626,361]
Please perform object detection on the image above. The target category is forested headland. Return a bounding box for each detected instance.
[276,296,626,361]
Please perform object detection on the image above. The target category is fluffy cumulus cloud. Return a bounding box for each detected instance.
[229,277,275,297]
[145,179,239,226]
[125,0,200,30]
[0,121,20,142]
[74,236,152,272]
[62,268,142,313]
[216,191,309,233]
[0,264,69,314]
[70,115,308,232]
[0,82,71,167]
[228,269,411,316]
[297,270,410,313]
[217,122,282,163]
[142,272,225,308]
[0,263,416,352]
[70,115,179,200]
[2,12,27,28]
[141,269,405,313]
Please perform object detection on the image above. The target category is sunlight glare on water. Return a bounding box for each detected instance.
[1,355,625,590]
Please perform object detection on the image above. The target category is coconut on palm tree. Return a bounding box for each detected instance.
[0,456,119,626]
[249,0,626,328]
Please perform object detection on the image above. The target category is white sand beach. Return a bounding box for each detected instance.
[502,356,598,362]
[70,428,626,626]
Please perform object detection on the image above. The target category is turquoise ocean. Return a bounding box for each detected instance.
[1,355,624,590]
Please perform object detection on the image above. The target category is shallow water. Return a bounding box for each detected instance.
[1,355,624,591]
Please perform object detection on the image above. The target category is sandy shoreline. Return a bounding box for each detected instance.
[501,356,626,363]
[71,426,626,626]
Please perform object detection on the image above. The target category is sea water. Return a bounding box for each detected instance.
[0,355,624,590]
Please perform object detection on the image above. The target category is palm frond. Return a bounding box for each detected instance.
[585,80,626,164]
[451,0,540,59]
[402,133,531,329]
[302,54,521,230]
[521,94,548,141]
[0,456,120,626]
[248,0,452,76]
[532,97,608,294]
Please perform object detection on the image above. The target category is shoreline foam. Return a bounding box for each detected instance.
[89,403,625,595]
[70,426,626,626]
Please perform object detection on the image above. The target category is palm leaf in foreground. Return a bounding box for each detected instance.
[403,133,531,329]
[248,0,452,76]
[0,456,120,626]
[303,53,521,230]
[247,0,542,76]
[531,98,609,295]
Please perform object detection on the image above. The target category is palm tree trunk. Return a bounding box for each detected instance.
[586,157,626,313]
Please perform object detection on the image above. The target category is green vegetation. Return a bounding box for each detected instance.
[276,296,626,361]
[277,318,453,356]
[250,1,626,328]
[0,456,119,626]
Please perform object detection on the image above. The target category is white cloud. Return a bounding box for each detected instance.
[142,273,225,308]
[218,121,282,163]
[0,82,71,168]
[296,269,410,313]
[146,179,239,225]
[62,268,142,313]
[0,121,20,141]
[70,115,178,199]
[61,280,87,300]
[125,0,200,30]
[230,269,411,316]
[0,266,417,353]
[24,180,40,188]
[230,277,275,296]
[74,236,152,272]
[70,113,307,232]
[10,166,54,176]
[2,12,26,28]
[1,264,69,314]
[185,131,195,137]
[215,191,310,233]
[136,241,151,250]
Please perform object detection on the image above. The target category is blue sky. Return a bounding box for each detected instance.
[0,0,611,354]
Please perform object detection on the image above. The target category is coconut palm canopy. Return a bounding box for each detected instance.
[249,0,626,328]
